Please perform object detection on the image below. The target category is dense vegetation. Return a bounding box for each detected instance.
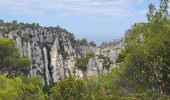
[117,0,170,94]
[0,75,46,100]
[0,0,170,99]
[74,38,96,47]
[75,52,94,70]
[0,38,32,76]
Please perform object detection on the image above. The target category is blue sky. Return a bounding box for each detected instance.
[0,0,160,44]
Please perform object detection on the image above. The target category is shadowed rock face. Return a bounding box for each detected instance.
[0,24,125,85]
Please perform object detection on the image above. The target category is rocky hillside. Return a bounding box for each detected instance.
[0,20,125,85]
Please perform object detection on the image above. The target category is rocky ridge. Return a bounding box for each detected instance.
[0,21,125,85]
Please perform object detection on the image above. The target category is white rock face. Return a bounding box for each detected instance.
[0,26,125,85]
[99,40,125,63]
[50,39,59,82]
[86,57,103,76]
[50,38,65,83]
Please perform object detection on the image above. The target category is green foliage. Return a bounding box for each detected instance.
[50,76,85,100]
[16,58,32,75]
[125,23,146,44]
[49,68,170,99]
[49,68,125,100]
[117,43,146,83]
[0,75,46,100]
[127,84,170,100]
[116,49,127,63]
[117,0,170,94]
[82,68,126,100]
[0,38,32,76]
[143,27,170,93]
[89,41,96,47]
[74,38,96,47]
[74,38,88,46]
[75,52,94,70]
[0,0,170,99]
[0,20,41,34]
[0,38,20,74]
[142,0,170,93]
[147,0,169,22]
[98,55,113,68]
[76,53,112,70]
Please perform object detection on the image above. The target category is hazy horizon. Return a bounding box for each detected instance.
[0,0,160,44]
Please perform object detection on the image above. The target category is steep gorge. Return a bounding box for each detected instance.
[0,21,125,85]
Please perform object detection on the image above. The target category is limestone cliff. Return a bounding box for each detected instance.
[0,21,125,85]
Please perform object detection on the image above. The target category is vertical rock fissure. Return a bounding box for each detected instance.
[41,48,48,85]
[46,45,53,84]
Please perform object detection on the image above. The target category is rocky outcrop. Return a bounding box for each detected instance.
[0,22,125,85]
[99,39,125,63]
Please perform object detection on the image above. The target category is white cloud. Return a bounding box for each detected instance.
[0,0,146,19]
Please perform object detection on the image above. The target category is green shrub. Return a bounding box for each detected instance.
[0,38,32,76]
[0,75,46,100]
[82,67,125,100]
[50,76,85,100]
[98,55,113,68]
[75,52,94,70]
[16,58,32,75]
[118,0,170,94]
[89,41,96,47]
